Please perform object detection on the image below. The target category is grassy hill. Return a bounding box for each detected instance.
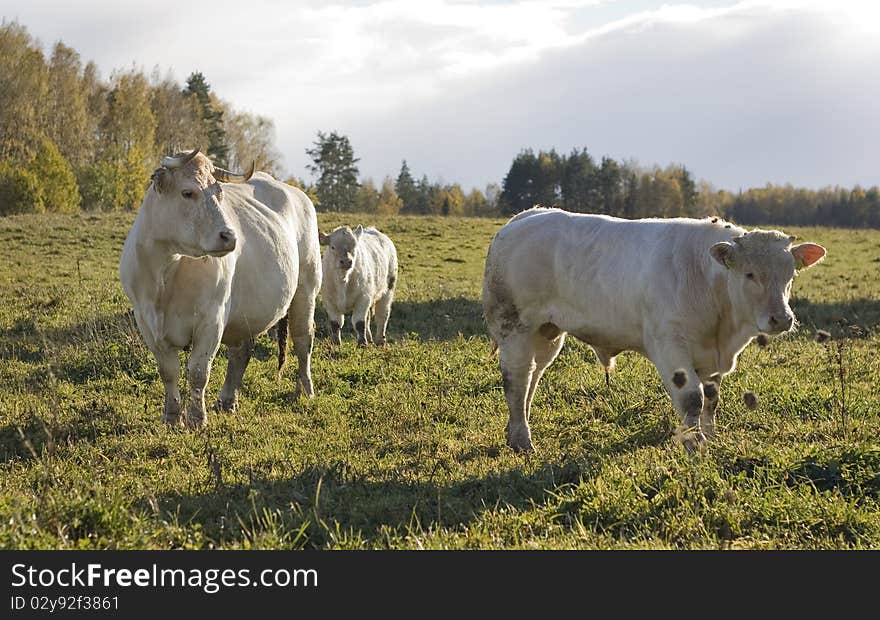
[1,212,878,549]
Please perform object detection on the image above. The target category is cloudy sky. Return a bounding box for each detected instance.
[6,0,879,190]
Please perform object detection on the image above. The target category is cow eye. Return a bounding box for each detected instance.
[746,273,755,280]
[181,189,196,200]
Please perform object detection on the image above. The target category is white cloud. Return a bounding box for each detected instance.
[349,0,880,190]
[4,1,879,189]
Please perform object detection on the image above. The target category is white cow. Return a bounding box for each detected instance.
[120,149,321,427]
[483,206,826,452]
[319,225,398,346]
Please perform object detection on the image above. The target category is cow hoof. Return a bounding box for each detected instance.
[292,385,315,400]
[506,427,535,453]
[185,413,206,430]
[213,398,237,413]
[162,412,181,426]
[679,431,707,454]
[508,440,535,453]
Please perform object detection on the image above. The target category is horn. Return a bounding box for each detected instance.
[213,160,256,184]
[161,148,200,169]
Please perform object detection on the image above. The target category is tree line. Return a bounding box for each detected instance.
[0,21,280,215]
[289,126,880,229]
[490,148,879,227]
[2,20,877,227]
[299,131,498,217]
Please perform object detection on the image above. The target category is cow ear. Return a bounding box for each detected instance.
[150,168,171,194]
[354,225,363,238]
[319,232,329,246]
[791,243,826,270]
[710,242,736,269]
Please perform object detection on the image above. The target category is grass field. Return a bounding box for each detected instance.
[1,211,878,549]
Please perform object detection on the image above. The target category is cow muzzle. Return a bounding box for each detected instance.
[209,228,237,256]
[761,311,794,334]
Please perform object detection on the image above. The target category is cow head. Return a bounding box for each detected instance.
[710,230,825,335]
[319,225,364,276]
[145,149,255,258]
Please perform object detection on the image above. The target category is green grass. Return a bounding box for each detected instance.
[1,212,878,549]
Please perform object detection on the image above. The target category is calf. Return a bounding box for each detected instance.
[482,206,826,453]
[320,225,398,346]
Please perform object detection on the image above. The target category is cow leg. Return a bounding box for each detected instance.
[700,374,722,440]
[647,340,706,453]
[327,310,343,346]
[155,347,182,425]
[593,347,617,388]
[214,339,254,412]
[526,330,565,422]
[185,322,223,429]
[289,286,317,398]
[498,334,537,452]
[373,290,394,346]
[353,300,370,347]
[365,306,374,344]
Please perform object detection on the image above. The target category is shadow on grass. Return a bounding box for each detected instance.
[140,422,674,548]
[0,310,135,345]
[145,457,596,548]
[0,401,125,463]
[313,296,485,342]
[9,310,156,388]
[791,297,880,333]
[4,310,280,386]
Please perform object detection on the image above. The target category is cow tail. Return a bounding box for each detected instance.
[276,313,289,377]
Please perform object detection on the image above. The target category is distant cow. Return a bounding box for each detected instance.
[319,225,398,346]
[483,206,826,452]
[120,149,321,428]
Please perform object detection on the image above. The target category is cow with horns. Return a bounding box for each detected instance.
[120,149,322,427]
[483,206,826,453]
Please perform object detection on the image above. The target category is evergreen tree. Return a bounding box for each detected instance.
[415,175,434,214]
[499,149,564,215]
[499,149,538,215]
[185,72,228,166]
[305,130,360,212]
[671,165,697,215]
[597,156,623,216]
[534,149,562,206]
[560,148,597,213]
[395,160,418,212]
